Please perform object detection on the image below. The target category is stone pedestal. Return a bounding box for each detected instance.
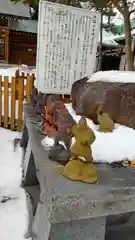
[33,213,106,240]
[22,140,38,187]
[22,104,135,240]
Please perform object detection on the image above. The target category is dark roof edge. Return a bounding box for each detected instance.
[0,12,30,20]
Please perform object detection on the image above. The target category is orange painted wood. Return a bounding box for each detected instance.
[3,76,9,128]
[10,77,16,130]
[0,76,2,126]
[17,78,24,131]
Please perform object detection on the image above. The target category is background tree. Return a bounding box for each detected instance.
[9,0,116,71]
[9,0,39,6]
[113,0,135,70]
[90,0,135,70]
[87,1,116,70]
[10,0,135,70]
[10,0,39,19]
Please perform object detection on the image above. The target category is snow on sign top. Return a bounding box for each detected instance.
[36,1,101,94]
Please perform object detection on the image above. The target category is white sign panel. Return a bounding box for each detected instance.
[36,1,100,94]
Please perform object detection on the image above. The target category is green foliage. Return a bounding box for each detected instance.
[9,0,135,70]
[90,0,111,10]
[9,0,39,19]
[9,0,39,8]
[90,0,135,70]
[91,0,135,16]
[89,0,116,24]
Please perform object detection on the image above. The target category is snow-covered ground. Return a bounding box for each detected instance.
[42,103,135,164]
[0,128,30,240]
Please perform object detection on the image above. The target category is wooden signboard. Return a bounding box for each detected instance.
[36,1,100,94]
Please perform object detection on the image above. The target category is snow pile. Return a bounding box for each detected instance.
[0,64,36,86]
[31,68,36,75]
[42,103,135,164]
[88,70,135,83]
[100,28,118,46]
[0,64,34,80]
[0,128,30,240]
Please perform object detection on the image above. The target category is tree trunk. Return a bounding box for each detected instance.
[123,2,134,70]
[98,8,103,71]
[108,15,111,25]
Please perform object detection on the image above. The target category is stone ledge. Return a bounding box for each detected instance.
[24,104,135,224]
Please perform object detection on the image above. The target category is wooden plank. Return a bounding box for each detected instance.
[21,72,25,78]
[26,76,33,104]
[18,78,24,131]
[10,77,16,130]
[15,69,20,78]
[2,116,17,126]
[0,76,2,126]
[3,76,9,128]
[2,82,34,92]
[32,74,35,85]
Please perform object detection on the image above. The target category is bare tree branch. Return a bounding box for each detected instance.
[112,0,124,15]
[129,8,135,15]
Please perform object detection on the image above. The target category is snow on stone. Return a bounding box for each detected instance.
[41,136,55,150]
[42,103,135,164]
[88,70,135,83]
[0,128,30,240]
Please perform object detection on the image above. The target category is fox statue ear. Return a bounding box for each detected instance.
[67,127,71,134]
[78,116,88,128]
[97,105,103,116]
